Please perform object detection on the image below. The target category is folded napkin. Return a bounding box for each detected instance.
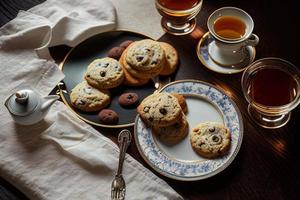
[0,0,181,199]
[111,0,164,40]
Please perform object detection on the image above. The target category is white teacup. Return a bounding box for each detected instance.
[207,7,259,66]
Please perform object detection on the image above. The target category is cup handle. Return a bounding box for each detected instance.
[245,33,259,47]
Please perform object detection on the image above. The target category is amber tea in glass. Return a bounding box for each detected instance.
[242,58,300,129]
[248,68,297,107]
[155,0,203,35]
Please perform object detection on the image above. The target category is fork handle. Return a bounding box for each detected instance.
[116,129,131,176]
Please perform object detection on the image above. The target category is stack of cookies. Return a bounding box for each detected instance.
[70,57,124,113]
[137,93,188,145]
[119,39,179,86]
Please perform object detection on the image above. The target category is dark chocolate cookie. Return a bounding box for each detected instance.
[120,40,134,48]
[107,46,125,60]
[118,92,139,107]
[98,109,119,125]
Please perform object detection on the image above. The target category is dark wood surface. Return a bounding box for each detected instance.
[1,0,300,199]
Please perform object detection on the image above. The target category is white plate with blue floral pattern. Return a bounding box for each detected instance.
[134,80,243,181]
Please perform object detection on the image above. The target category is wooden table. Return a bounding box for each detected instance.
[1,0,300,199]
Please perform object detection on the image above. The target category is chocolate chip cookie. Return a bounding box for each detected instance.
[152,114,188,145]
[137,93,182,127]
[190,122,231,158]
[120,45,162,79]
[70,81,110,112]
[159,42,179,76]
[85,57,124,89]
[126,39,165,72]
[171,93,188,114]
[119,48,151,85]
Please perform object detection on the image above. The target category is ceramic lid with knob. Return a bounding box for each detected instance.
[5,89,39,116]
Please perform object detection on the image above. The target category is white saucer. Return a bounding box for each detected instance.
[196,32,256,74]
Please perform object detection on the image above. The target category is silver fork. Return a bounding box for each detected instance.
[111,129,132,200]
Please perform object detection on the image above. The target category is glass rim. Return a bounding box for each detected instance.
[241,57,300,111]
[155,0,203,13]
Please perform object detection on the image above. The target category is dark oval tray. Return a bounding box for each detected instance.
[59,30,156,128]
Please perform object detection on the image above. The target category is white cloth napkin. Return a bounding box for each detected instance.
[110,0,164,40]
[0,0,182,199]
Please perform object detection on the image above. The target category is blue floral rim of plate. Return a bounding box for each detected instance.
[134,80,244,181]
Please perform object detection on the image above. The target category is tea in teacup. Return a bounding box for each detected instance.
[207,7,259,66]
[214,16,246,40]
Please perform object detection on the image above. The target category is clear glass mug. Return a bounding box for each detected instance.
[155,0,203,35]
[241,58,300,129]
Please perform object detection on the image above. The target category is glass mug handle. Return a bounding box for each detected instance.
[245,33,259,47]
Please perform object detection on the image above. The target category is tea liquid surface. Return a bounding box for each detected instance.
[214,16,246,39]
[249,68,297,106]
[158,0,200,10]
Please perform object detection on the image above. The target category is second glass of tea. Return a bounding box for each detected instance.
[241,58,300,129]
[155,0,203,35]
